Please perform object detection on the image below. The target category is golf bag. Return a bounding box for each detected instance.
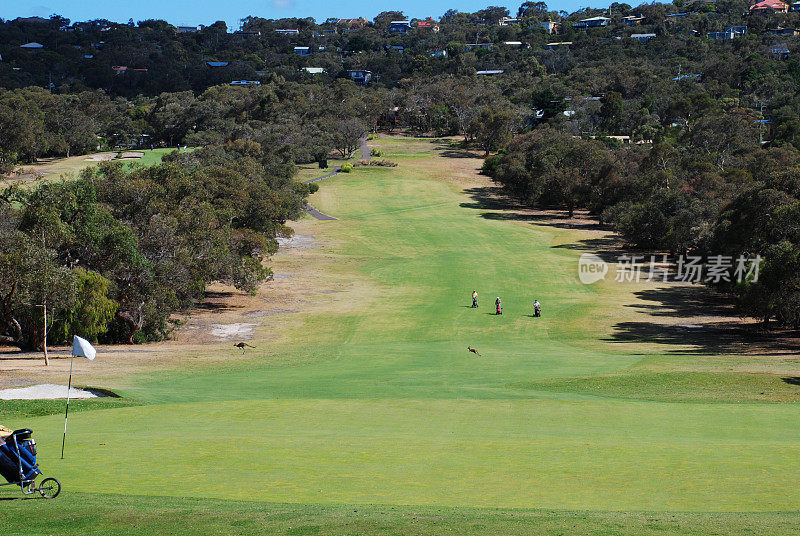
[0,429,40,484]
[496,303,502,315]
[534,306,541,317]
[472,297,478,308]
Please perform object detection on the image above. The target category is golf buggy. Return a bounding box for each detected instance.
[0,429,61,498]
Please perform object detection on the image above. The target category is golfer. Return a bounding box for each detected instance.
[495,296,502,315]
[472,290,478,308]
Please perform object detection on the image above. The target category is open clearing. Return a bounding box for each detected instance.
[2,136,800,534]
[1,148,178,187]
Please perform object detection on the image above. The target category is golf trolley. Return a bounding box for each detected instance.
[0,429,61,498]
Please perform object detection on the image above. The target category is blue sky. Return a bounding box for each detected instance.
[4,0,605,29]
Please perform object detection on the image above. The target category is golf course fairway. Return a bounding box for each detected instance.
[3,136,800,534]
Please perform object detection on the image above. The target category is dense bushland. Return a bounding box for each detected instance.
[0,142,311,349]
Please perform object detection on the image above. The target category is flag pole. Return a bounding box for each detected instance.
[61,349,74,460]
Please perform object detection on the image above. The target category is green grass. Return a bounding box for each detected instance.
[4,136,800,533]
[4,494,800,536]
[516,371,800,403]
[124,147,180,167]
[0,395,142,420]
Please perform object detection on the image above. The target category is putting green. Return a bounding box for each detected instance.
[16,137,800,515]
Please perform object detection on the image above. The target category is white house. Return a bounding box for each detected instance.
[630,33,656,42]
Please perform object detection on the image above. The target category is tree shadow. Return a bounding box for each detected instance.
[552,237,624,264]
[432,141,482,159]
[624,286,735,318]
[195,290,242,313]
[459,186,609,231]
[782,377,800,386]
[606,286,800,355]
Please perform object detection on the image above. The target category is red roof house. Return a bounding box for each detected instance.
[750,0,788,12]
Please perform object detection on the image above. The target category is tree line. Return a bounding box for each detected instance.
[1,142,312,349]
[486,115,800,327]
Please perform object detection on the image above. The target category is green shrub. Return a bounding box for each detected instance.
[340,163,353,173]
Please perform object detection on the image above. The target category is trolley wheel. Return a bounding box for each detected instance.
[37,477,61,499]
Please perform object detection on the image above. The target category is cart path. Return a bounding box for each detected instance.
[302,138,371,220]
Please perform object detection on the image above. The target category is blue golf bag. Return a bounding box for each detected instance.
[0,429,41,484]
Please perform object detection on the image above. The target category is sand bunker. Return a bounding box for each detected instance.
[119,151,145,159]
[0,384,103,400]
[209,323,257,341]
[83,152,118,162]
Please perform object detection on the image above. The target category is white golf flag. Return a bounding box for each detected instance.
[72,335,96,360]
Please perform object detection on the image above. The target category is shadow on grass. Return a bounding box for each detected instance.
[451,156,800,356]
[196,290,242,313]
[432,140,482,159]
[606,286,800,355]
[551,237,622,264]
[459,186,607,231]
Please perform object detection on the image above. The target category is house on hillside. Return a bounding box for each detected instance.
[234,30,261,38]
[176,26,199,33]
[275,28,300,35]
[709,30,736,39]
[301,67,325,74]
[768,26,800,35]
[573,16,610,29]
[389,20,412,33]
[294,46,311,55]
[727,25,748,34]
[206,61,229,67]
[19,42,44,50]
[791,1,800,10]
[539,21,560,33]
[622,15,645,25]
[416,18,440,31]
[386,45,405,53]
[770,46,790,58]
[347,69,372,84]
[499,17,520,26]
[230,80,260,86]
[430,49,447,57]
[673,73,701,81]
[466,42,494,50]
[630,33,656,42]
[476,69,504,75]
[112,65,128,74]
[545,41,572,49]
[750,0,789,12]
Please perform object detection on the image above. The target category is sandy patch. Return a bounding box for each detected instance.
[83,152,118,162]
[209,323,257,341]
[0,384,103,400]
[119,152,144,159]
[277,234,315,250]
